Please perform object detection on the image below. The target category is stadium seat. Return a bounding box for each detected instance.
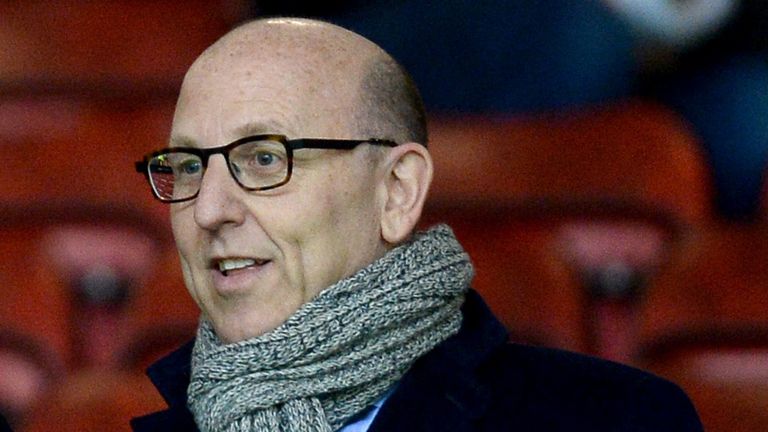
[0,201,170,370]
[0,330,61,429]
[0,1,239,96]
[639,222,768,341]
[19,369,166,432]
[425,100,712,362]
[639,328,768,432]
[420,208,585,351]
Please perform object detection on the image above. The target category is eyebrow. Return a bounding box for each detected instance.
[168,134,197,148]
[234,120,289,137]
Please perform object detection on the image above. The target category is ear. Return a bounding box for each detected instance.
[379,142,433,244]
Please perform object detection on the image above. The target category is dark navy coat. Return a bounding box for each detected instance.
[0,413,11,432]
[131,291,703,431]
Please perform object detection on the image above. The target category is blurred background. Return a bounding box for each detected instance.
[1,1,767,431]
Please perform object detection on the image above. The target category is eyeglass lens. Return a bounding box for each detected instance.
[147,138,290,201]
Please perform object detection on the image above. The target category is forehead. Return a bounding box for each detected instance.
[171,22,372,144]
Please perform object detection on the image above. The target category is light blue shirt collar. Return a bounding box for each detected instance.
[337,387,395,432]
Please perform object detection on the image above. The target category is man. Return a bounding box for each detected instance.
[133,17,703,431]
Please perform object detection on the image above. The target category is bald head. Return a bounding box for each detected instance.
[181,18,426,145]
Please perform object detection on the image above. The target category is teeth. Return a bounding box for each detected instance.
[218,258,257,273]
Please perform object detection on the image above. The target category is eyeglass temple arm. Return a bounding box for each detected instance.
[290,138,398,150]
[135,161,173,175]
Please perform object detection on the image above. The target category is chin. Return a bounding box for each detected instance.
[211,313,284,344]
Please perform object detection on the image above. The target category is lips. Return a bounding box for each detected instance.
[215,257,270,276]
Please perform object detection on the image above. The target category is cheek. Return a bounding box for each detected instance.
[269,190,343,257]
[177,253,202,309]
[293,180,382,281]
[169,207,205,305]
[170,206,196,255]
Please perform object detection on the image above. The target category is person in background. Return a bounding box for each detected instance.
[132,17,703,431]
[607,0,768,220]
[252,0,636,114]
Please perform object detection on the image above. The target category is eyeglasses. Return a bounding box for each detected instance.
[135,134,398,203]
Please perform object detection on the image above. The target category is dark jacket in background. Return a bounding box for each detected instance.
[131,291,704,431]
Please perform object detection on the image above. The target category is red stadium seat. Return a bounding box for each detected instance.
[0,330,61,428]
[640,223,768,343]
[19,370,167,432]
[0,1,238,96]
[0,201,170,370]
[0,96,176,221]
[640,328,768,432]
[420,209,585,351]
[0,77,200,373]
[425,100,712,362]
[0,223,71,367]
[427,100,711,223]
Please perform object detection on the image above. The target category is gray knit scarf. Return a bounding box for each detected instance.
[187,225,472,432]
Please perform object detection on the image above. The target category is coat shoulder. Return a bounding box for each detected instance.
[478,343,704,431]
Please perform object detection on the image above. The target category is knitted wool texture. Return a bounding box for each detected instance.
[186,225,473,432]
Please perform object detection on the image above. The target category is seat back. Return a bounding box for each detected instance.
[640,223,768,341]
[420,208,585,351]
[19,370,167,432]
[640,329,768,432]
[0,330,60,428]
[425,100,712,361]
[0,1,236,93]
[428,100,712,224]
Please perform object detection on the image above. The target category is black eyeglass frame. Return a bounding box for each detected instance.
[135,134,398,203]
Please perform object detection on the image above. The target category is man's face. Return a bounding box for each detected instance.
[169,40,389,343]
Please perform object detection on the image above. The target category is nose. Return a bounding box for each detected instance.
[193,155,246,231]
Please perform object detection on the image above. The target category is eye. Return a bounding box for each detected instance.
[255,151,277,166]
[229,140,287,180]
[179,158,202,175]
[244,147,285,170]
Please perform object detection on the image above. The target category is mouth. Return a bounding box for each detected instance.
[215,258,271,276]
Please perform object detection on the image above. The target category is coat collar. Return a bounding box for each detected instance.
[131,341,198,431]
[146,340,195,408]
[369,290,509,432]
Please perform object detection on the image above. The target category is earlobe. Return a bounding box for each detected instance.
[380,143,433,244]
